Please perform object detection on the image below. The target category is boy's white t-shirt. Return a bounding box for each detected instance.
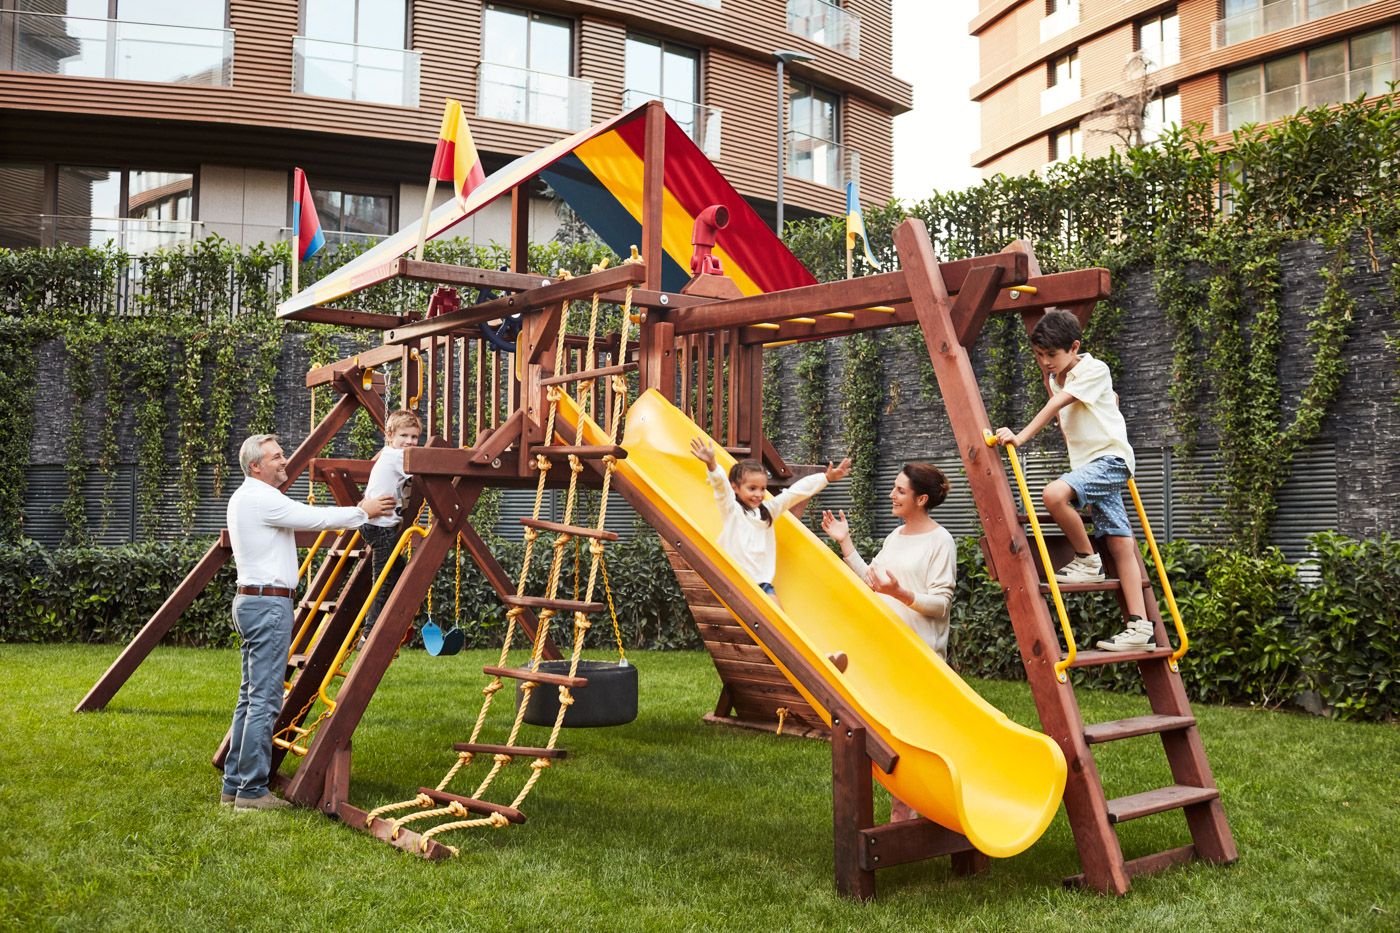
[363,446,411,528]
[1050,353,1135,473]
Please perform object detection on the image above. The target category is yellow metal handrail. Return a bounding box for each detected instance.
[286,530,362,670]
[985,431,1077,682]
[1126,477,1189,670]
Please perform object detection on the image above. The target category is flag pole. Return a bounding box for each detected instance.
[414,177,437,262]
[290,229,299,296]
[846,238,853,280]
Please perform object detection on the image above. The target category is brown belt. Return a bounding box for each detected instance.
[238,585,293,598]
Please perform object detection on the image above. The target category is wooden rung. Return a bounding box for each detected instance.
[1064,844,1198,886]
[299,599,339,611]
[1069,647,1173,668]
[482,665,589,688]
[518,518,619,541]
[328,548,365,558]
[502,594,605,614]
[1016,511,1090,524]
[724,446,752,456]
[452,742,567,759]
[538,362,639,386]
[529,445,627,460]
[1107,784,1219,824]
[1083,714,1195,744]
[288,654,308,668]
[417,787,526,824]
[1039,581,1122,593]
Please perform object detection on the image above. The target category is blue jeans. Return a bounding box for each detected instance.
[222,594,293,799]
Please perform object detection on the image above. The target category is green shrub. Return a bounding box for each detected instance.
[1297,531,1400,721]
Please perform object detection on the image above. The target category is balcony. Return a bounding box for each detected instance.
[786,0,860,59]
[477,61,593,132]
[0,214,205,252]
[1041,80,1081,116]
[0,9,232,85]
[622,90,722,159]
[1214,0,1377,48]
[1215,59,1396,132]
[786,130,854,189]
[292,36,420,107]
[1041,2,1079,43]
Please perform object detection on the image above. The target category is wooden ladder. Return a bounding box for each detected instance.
[893,218,1237,894]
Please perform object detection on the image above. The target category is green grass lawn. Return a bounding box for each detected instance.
[0,645,1395,931]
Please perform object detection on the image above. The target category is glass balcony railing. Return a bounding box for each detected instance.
[293,36,420,107]
[622,90,722,158]
[1215,59,1396,131]
[1214,0,1376,48]
[786,0,860,58]
[785,130,853,189]
[477,61,593,132]
[0,9,232,85]
[0,214,205,252]
[1041,2,1079,42]
[1041,80,1080,116]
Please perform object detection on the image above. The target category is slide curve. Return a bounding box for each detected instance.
[558,389,1066,858]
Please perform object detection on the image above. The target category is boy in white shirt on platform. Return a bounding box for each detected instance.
[358,409,421,637]
[994,310,1153,652]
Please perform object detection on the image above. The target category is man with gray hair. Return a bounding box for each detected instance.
[222,433,393,810]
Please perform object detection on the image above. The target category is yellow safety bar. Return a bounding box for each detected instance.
[408,349,423,408]
[1007,285,1038,297]
[287,530,361,669]
[296,529,332,584]
[985,431,1077,681]
[1126,478,1189,670]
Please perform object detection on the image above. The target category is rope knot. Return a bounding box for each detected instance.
[573,616,592,632]
[494,753,513,764]
[568,455,584,474]
[458,751,474,764]
[546,386,562,403]
[448,801,468,817]
[534,454,552,472]
[489,812,510,829]
[558,688,575,707]
[523,529,539,543]
[506,607,525,620]
[601,454,617,467]
[531,757,552,771]
[588,540,605,557]
[483,680,503,696]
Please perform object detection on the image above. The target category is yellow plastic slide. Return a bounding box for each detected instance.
[557,389,1066,858]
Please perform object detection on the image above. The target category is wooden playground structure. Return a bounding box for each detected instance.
[76,102,1235,898]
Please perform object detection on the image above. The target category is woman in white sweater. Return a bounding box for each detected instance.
[821,462,956,822]
[820,462,956,659]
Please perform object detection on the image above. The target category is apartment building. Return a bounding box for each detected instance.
[971,0,1400,176]
[0,0,910,251]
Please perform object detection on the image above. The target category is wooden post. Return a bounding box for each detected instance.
[832,712,876,901]
[511,183,530,273]
[638,101,675,398]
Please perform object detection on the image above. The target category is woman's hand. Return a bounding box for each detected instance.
[688,436,717,469]
[866,568,911,606]
[821,509,850,544]
[825,457,852,482]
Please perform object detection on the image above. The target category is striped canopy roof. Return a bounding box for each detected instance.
[277,104,815,318]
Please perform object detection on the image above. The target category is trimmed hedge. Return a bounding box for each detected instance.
[1,530,1395,721]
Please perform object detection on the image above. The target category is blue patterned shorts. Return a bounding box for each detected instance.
[1059,456,1133,538]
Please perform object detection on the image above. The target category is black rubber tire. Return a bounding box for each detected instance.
[517,659,638,728]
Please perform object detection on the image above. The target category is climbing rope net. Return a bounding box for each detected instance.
[364,254,641,854]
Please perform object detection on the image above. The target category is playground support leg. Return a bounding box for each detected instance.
[75,540,231,712]
[831,713,876,901]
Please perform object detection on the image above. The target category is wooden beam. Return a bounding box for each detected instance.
[286,307,408,329]
[951,263,1006,348]
[641,100,665,293]
[395,258,554,292]
[832,716,876,901]
[306,344,403,388]
[672,271,913,335]
[384,264,647,345]
[338,802,457,860]
[857,818,985,872]
[511,184,530,274]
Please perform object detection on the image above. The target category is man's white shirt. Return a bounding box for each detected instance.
[227,477,367,587]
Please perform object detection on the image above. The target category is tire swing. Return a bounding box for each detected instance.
[519,539,636,727]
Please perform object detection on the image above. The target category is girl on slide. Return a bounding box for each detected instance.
[689,437,850,604]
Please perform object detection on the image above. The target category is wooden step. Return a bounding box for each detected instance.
[519,518,619,541]
[1039,581,1121,593]
[529,445,626,460]
[482,665,589,688]
[538,362,638,386]
[1064,844,1198,887]
[1070,647,1173,668]
[417,787,526,824]
[502,594,605,614]
[298,599,339,611]
[452,742,567,759]
[328,548,365,558]
[287,654,308,669]
[1083,714,1195,744]
[1107,784,1219,824]
[1016,511,1090,524]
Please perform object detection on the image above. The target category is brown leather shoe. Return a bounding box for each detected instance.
[233,793,293,811]
[220,793,235,806]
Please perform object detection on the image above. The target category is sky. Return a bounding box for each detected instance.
[891,0,983,202]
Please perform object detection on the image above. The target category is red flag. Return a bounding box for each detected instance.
[292,168,325,262]
[430,98,486,206]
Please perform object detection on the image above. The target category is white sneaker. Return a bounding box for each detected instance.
[1054,553,1105,583]
[1097,619,1156,652]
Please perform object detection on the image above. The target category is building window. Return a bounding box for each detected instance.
[787,80,843,188]
[6,0,232,85]
[624,35,717,153]
[1142,90,1181,144]
[1050,124,1082,163]
[310,185,392,243]
[478,5,589,130]
[1049,51,1078,87]
[38,164,196,250]
[1220,26,1397,131]
[1138,10,1180,72]
[296,0,417,106]
[0,164,46,249]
